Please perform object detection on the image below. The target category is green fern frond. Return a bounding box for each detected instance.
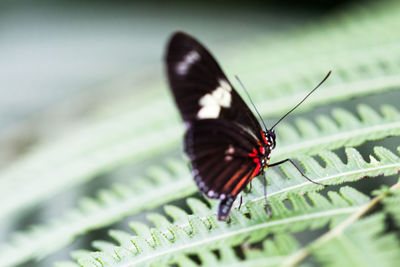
[274,104,400,159]
[312,214,400,267]
[69,187,368,267]
[244,145,400,204]
[282,180,400,267]
[2,143,400,266]
[0,159,194,267]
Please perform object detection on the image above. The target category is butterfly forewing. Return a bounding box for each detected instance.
[166,32,263,139]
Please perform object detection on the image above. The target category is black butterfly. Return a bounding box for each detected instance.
[165,31,330,221]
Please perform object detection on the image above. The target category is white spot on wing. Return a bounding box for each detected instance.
[196,79,232,119]
[219,79,232,92]
[197,94,220,118]
[199,94,218,107]
[207,190,215,197]
[212,87,231,107]
[176,50,200,75]
[226,145,235,154]
[224,145,235,161]
[225,155,233,161]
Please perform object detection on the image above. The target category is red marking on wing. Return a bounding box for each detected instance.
[231,167,254,195]
[247,145,263,184]
[261,130,268,145]
[250,162,261,179]
[248,148,258,158]
[222,167,247,192]
[231,177,249,195]
[249,146,265,158]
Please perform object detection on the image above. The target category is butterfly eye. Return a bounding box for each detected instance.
[267,130,276,149]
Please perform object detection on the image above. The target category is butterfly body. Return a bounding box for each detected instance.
[165,31,278,220]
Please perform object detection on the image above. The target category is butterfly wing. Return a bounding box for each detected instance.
[165,32,263,139]
[185,119,265,220]
[165,31,268,220]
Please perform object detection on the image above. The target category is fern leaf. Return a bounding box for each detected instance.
[246,146,400,203]
[312,213,400,267]
[2,144,400,266]
[0,159,193,267]
[274,104,400,160]
[282,180,400,267]
[64,187,367,266]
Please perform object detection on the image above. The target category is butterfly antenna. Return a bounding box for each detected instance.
[235,75,268,130]
[270,70,332,130]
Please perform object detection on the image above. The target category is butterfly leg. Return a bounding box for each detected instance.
[238,194,243,210]
[243,181,253,194]
[269,158,326,186]
[262,175,272,217]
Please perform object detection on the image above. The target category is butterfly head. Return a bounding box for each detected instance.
[265,129,276,150]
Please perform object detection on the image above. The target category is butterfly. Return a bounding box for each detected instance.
[165,31,330,221]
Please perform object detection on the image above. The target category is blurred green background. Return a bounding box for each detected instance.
[1,0,399,266]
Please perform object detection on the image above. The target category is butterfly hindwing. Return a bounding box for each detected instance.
[185,119,264,220]
[166,32,262,138]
